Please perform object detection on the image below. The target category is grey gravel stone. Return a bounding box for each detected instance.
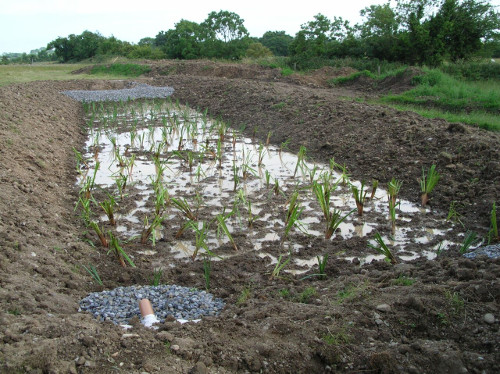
[483,313,495,324]
[463,244,500,259]
[79,284,224,325]
[62,83,174,102]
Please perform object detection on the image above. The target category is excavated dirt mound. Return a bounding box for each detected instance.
[0,61,499,373]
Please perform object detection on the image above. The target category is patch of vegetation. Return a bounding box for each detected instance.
[277,286,317,304]
[335,281,369,304]
[90,63,151,77]
[393,275,415,286]
[381,68,500,131]
[280,67,294,76]
[236,286,251,305]
[271,102,287,110]
[322,327,350,345]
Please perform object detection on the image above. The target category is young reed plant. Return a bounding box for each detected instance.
[370,179,379,200]
[293,146,307,178]
[82,264,104,287]
[420,164,440,207]
[100,193,117,226]
[351,180,368,216]
[489,202,498,244]
[388,199,399,234]
[89,221,108,248]
[387,177,403,206]
[282,191,304,243]
[368,233,397,264]
[459,231,481,254]
[271,254,290,279]
[108,231,135,268]
[141,215,164,245]
[216,212,238,251]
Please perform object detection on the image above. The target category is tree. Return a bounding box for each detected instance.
[259,31,293,56]
[47,31,103,62]
[358,4,400,60]
[162,20,203,59]
[201,11,249,42]
[200,11,250,59]
[246,42,273,58]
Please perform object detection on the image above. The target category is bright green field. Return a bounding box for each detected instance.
[0,63,127,86]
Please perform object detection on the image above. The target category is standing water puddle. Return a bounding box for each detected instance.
[76,99,466,274]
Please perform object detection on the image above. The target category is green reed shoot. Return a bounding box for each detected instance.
[189,221,211,260]
[264,170,272,188]
[368,233,397,264]
[151,268,163,286]
[171,197,197,221]
[274,179,280,196]
[370,179,379,200]
[216,138,223,169]
[489,202,498,243]
[459,231,481,254]
[232,161,241,191]
[271,254,290,279]
[247,200,256,228]
[114,173,128,200]
[141,215,164,245]
[72,147,88,174]
[282,191,304,243]
[326,208,355,240]
[389,199,399,234]
[257,143,267,167]
[82,264,104,286]
[100,193,117,226]
[317,253,328,278]
[337,163,350,185]
[388,177,403,206]
[293,146,307,178]
[81,161,99,199]
[216,213,238,250]
[312,181,331,221]
[420,164,440,207]
[279,139,290,157]
[446,201,464,228]
[203,257,211,290]
[154,183,169,216]
[108,231,135,268]
[75,195,93,225]
[308,165,319,184]
[351,181,368,216]
[89,221,108,248]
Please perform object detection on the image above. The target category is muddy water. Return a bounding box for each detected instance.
[78,100,467,273]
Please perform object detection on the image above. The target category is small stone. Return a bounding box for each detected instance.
[84,360,96,368]
[376,304,391,312]
[483,313,495,324]
[170,344,180,352]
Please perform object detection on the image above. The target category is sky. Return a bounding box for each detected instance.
[1,0,499,54]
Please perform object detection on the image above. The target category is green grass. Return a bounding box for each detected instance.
[90,63,151,77]
[0,62,136,86]
[381,68,500,131]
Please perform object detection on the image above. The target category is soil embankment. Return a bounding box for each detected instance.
[0,61,498,373]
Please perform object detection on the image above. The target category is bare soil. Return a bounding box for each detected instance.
[0,60,498,374]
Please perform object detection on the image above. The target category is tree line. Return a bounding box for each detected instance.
[3,1,499,68]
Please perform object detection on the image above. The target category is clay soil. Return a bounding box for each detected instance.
[0,60,499,374]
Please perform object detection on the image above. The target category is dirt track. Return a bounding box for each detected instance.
[0,61,499,373]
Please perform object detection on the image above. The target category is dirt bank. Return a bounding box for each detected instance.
[0,61,498,373]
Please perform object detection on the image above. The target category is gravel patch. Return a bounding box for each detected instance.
[79,284,225,325]
[62,83,174,102]
[463,244,500,259]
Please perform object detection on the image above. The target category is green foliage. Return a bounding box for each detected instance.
[90,63,151,77]
[259,31,293,56]
[246,42,273,58]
